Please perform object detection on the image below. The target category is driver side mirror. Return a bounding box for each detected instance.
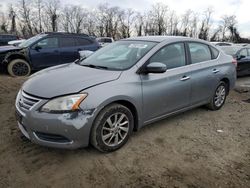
[142,62,167,74]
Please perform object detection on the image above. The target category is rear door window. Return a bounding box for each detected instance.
[188,42,212,64]
[210,46,220,59]
[149,43,186,69]
[76,38,93,46]
[60,37,76,47]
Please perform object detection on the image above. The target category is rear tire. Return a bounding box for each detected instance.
[207,81,227,111]
[91,103,134,152]
[7,59,31,77]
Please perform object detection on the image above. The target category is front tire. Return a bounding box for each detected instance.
[207,81,227,111]
[91,104,134,152]
[7,59,31,77]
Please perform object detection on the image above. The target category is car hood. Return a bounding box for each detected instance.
[22,63,122,98]
[0,45,20,53]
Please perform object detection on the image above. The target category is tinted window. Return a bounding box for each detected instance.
[76,38,92,46]
[60,37,76,47]
[247,49,250,56]
[210,46,219,59]
[104,38,112,43]
[189,43,211,64]
[239,49,247,57]
[98,38,112,43]
[36,37,58,49]
[149,43,186,69]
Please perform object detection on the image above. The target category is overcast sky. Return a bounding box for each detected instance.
[1,0,249,37]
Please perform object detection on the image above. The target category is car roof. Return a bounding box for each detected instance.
[97,37,113,39]
[43,32,89,37]
[122,36,210,44]
[0,34,18,37]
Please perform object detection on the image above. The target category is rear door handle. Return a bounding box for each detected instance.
[180,76,190,81]
[213,69,220,73]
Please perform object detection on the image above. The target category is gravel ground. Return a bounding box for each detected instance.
[0,74,250,188]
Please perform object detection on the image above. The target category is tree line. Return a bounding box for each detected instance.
[0,0,249,43]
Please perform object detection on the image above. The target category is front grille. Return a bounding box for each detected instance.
[18,91,41,110]
[35,132,71,143]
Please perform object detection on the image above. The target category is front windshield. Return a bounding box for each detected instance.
[80,40,157,70]
[19,34,47,48]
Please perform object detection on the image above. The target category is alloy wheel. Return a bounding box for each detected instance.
[101,113,129,147]
[12,62,29,76]
[214,85,226,107]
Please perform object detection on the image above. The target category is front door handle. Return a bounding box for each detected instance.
[213,69,220,73]
[180,76,190,81]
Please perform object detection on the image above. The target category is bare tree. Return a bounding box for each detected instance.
[220,15,237,41]
[8,4,17,34]
[61,6,86,33]
[18,0,34,36]
[0,12,9,33]
[180,9,193,36]
[134,12,144,36]
[44,0,60,32]
[0,0,245,42]
[96,4,123,38]
[149,2,168,35]
[36,0,44,33]
[119,9,135,38]
[198,8,213,40]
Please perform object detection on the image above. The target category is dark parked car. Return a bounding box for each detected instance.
[0,34,19,46]
[220,46,250,76]
[0,32,100,76]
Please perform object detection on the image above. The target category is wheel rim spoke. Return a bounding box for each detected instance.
[103,127,112,131]
[119,126,129,133]
[114,134,119,145]
[103,133,113,141]
[107,134,115,144]
[119,121,128,126]
[106,117,113,127]
[117,114,125,124]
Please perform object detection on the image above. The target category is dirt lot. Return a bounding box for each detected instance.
[0,74,250,188]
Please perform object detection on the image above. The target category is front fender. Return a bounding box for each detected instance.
[3,51,29,65]
[79,79,143,129]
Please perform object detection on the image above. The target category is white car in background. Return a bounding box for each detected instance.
[96,37,114,47]
[8,39,26,46]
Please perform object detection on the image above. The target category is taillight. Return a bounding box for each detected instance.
[232,58,237,67]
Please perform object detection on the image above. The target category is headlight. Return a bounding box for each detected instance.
[40,93,87,113]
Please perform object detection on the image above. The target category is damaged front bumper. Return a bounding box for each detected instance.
[15,90,96,149]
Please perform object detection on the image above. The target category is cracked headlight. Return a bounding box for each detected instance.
[40,93,87,113]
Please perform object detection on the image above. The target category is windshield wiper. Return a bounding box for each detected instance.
[81,64,109,70]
